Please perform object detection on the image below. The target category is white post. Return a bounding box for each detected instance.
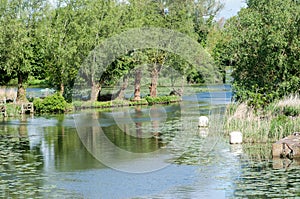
[229,131,243,144]
[198,116,209,128]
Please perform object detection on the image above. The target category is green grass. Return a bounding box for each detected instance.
[73,95,181,110]
[0,104,21,117]
[73,98,149,109]
[224,95,300,143]
[145,95,181,105]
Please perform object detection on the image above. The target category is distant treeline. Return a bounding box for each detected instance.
[0,0,299,106]
[0,0,224,102]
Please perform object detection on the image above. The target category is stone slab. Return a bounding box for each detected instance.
[272,133,300,158]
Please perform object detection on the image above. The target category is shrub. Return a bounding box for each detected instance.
[33,93,71,114]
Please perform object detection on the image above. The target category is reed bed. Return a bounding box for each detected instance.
[224,95,300,143]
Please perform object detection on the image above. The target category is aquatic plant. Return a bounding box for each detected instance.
[224,95,300,143]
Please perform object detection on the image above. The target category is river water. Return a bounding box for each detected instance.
[0,85,299,198]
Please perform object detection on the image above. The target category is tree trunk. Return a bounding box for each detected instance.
[133,68,142,101]
[114,75,129,100]
[135,106,143,138]
[59,82,64,95]
[90,81,101,102]
[149,64,161,97]
[17,74,27,103]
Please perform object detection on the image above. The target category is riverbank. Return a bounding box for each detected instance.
[224,95,300,143]
[73,95,181,110]
[0,94,181,117]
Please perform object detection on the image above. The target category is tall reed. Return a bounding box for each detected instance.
[224,95,300,143]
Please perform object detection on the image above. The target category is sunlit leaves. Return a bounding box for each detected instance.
[218,0,300,107]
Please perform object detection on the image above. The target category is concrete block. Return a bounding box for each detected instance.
[198,116,209,127]
[229,131,243,144]
[272,133,300,158]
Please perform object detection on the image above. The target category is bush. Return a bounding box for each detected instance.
[33,93,71,114]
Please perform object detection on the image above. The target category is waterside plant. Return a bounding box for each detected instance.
[73,95,181,109]
[224,95,300,143]
[33,93,73,114]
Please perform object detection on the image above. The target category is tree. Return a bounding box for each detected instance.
[217,0,300,107]
[46,0,88,97]
[207,18,229,83]
[192,0,224,46]
[72,0,129,102]
[75,0,224,102]
[0,0,50,102]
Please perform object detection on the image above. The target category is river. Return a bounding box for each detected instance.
[0,84,299,198]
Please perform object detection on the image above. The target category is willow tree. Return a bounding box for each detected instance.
[46,0,86,96]
[0,0,49,102]
[142,0,224,96]
[75,0,224,102]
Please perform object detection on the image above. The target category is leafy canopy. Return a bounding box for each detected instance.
[218,0,300,108]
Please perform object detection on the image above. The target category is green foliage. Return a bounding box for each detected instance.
[4,104,21,117]
[145,95,181,105]
[0,0,50,101]
[282,106,300,117]
[73,98,149,109]
[74,95,180,108]
[1,0,224,104]
[216,0,300,107]
[273,106,300,117]
[269,115,296,138]
[33,93,72,114]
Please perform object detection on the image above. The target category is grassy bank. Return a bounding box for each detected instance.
[0,93,181,117]
[73,95,181,110]
[224,95,300,143]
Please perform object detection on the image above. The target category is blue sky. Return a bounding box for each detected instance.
[49,0,247,20]
[218,0,247,19]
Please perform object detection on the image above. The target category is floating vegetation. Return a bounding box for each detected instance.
[0,134,75,198]
[232,159,300,198]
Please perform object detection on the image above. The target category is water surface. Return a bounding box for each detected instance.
[0,85,299,198]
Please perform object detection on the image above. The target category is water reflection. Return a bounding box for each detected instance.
[233,159,300,198]
[74,103,198,173]
[0,116,104,198]
[230,144,300,198]
[272,157,300,170]
[0,85,300,198]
